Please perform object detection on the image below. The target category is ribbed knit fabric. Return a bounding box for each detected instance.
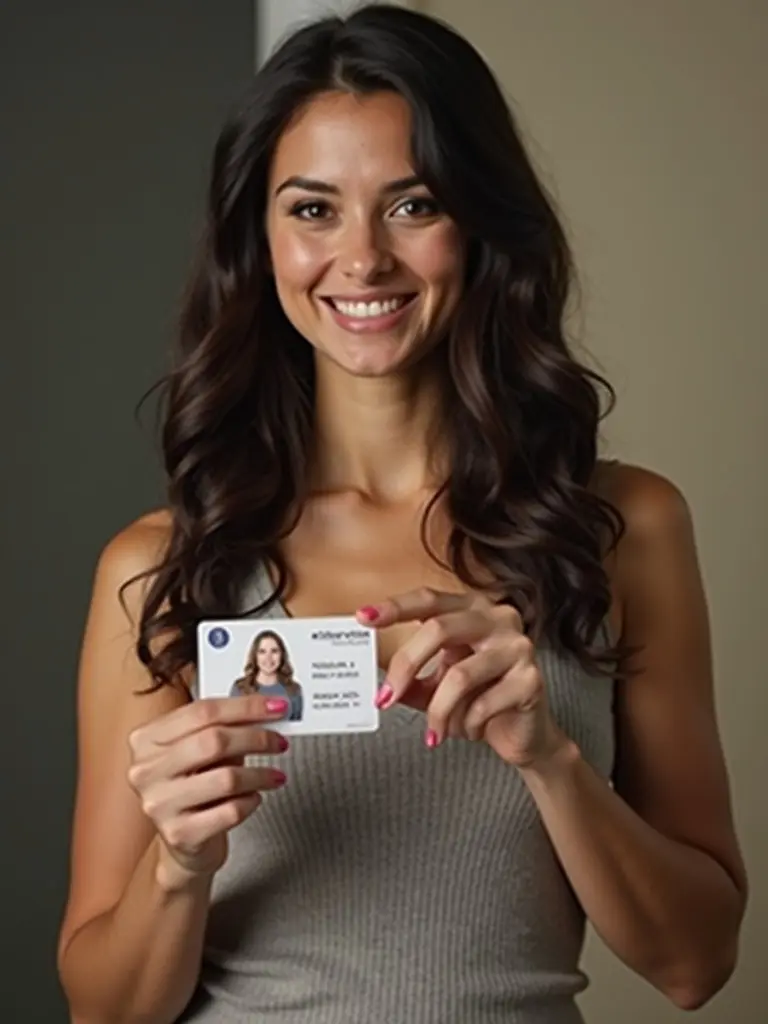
[178,564,615,1023]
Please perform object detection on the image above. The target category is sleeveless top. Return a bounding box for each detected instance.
[178,563,616,1024]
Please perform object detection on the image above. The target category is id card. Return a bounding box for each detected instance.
[196,617,380,736]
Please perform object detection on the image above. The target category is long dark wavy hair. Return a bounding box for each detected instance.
[133,3,628,689]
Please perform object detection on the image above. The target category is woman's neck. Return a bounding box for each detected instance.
[310,354,448,503]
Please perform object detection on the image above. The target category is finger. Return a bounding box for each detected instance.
[162,793,264,854]
[147,764,287,821]
[167,724,290,778]
[446,694,473,739]
[130,725,288,789]
[424,645,515,746]
[430,649,470,739]
[463,664,544,741]
[356,587,489,627]
[129,694,291,757]
[381,610,494,706]
[487,602,525,634]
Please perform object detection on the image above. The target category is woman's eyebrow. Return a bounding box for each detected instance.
[274,174,424,197]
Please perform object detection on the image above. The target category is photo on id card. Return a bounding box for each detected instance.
[196,617,380,736]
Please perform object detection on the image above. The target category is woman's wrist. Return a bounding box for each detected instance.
[153,838,217,897]
[517,732,582,787]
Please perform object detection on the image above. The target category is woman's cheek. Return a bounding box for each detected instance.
[273,231,330,290]
[409,224,464,289]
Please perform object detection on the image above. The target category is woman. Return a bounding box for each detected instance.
[229,630,303,721]
[57,5,747,1023]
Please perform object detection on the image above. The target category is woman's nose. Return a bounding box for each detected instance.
[339,221,395,281]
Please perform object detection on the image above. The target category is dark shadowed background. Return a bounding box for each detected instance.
[1,3,254,1018]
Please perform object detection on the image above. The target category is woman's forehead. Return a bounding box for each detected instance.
[269,91,415,194]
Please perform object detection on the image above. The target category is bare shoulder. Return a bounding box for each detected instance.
[593,459,689,523]
[86,506,180,675]
[96,507,174,603]
[101,506,173,569]
[591,460,697,636]
[592,460,694,556]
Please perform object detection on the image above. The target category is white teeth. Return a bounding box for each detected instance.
[331,296,408,318]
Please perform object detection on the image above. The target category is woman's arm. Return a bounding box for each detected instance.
[58,514,213,1024]
[519,466,747,1009]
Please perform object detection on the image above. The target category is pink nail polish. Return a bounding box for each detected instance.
[272,770,287,786]
[425,729,439,749]
[276,735,290,752]
[359,605,380,622]
[375,683,394,709]
[265,698,289,713]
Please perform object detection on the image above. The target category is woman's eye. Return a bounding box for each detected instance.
[290,200,331,221]
[393,197,440,218]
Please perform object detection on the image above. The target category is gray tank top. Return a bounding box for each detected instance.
[179,563,615,1023]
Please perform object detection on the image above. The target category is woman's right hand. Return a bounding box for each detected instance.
[127,694,290,884]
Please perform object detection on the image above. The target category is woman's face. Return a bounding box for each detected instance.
[265,89,464,378]
[256,637,283,675]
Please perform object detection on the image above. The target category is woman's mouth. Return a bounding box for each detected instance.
[321,293,418,333]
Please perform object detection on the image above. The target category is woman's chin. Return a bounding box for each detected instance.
[344,359,406,379]
[320,336,422,379]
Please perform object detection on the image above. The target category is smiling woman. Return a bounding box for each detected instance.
[57,5,746,1024]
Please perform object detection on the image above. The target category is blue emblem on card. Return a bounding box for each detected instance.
[207,627,230,649]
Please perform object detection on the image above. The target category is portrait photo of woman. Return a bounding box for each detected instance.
[229,630,303,721]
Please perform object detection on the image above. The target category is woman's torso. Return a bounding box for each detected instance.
[178,556,616,1024]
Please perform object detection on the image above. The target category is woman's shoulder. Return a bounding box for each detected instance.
[591,460,697,602]
[590,461,696,639]
[591,459,692,541]
[95,507,173,592]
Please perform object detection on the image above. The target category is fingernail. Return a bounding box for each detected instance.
[425,729,439,749]
[375,683,394,709]
[265,698,289,713]
[272,770,287,786]
[359,605,380,622]
[276,735,290,752]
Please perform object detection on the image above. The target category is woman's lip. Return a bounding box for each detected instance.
[321,294,418,333]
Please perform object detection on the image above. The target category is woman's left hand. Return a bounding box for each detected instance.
[356,588,573,769]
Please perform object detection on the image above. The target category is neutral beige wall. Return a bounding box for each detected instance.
[422,1,767,1021]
